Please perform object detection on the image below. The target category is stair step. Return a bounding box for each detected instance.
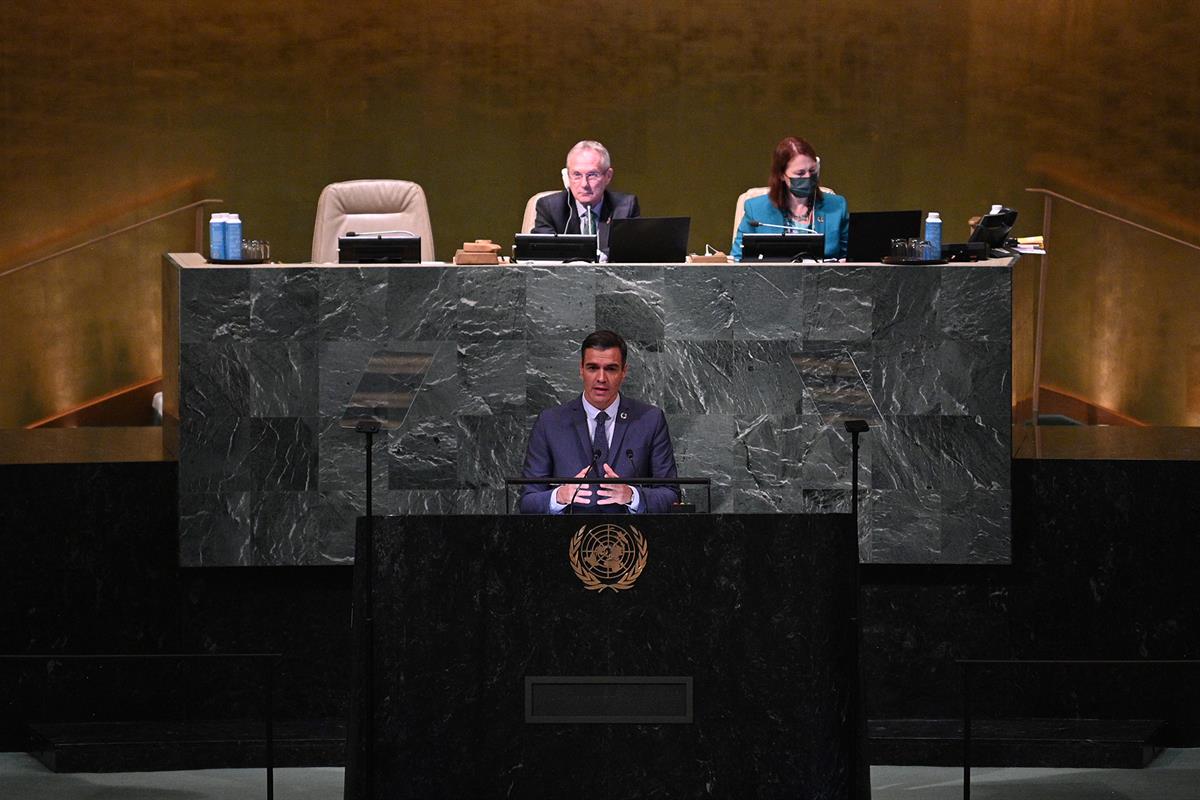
[869,718,1165,768]
[27,719,344,773]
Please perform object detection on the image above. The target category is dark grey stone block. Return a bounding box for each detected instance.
[319,268,388,341]
[250,267,319,341]
[249,417,318,492]
[458,268,525,340]
[457,340,528,414]
[181,268,250,344]
[524,266,595,338]
[594,266,665,341]
[731,265,806,341]
[170,259,1013,566]
[386,267,458,340]
[179,416,253,494]
[244,342,318,417]
[662,266,735,340]
[799,266,875,342]
[938,266,1012,341]
[871,266,940,340]
[180,343,251,418]
[387,415,459,489]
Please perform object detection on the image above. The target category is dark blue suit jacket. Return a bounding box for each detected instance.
[531,189,641,255]
[519,395,679,514]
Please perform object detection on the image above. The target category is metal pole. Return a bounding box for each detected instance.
[851,432,860,513]
[365,429,374,518]
[265,656,275,800]
[362,519,374,800]
[962,663,972,800]
[1031,196,1052,432]
[843,419,870,799]
[346,419,380,799]
[356,420,380,518]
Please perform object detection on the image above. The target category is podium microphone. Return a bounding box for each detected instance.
[748,219,818,235]
[567,449,603,514]
[625,449,639,509]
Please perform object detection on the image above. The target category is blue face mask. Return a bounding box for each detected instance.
[788,176,816,198]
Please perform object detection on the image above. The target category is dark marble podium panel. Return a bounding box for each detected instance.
[164,253,1012,566]
[349,514,857,799]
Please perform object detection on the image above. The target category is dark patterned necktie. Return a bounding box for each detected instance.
[592,410,609,472]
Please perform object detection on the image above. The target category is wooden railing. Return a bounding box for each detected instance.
[0,198,223,279]
[1024,188,1200,425]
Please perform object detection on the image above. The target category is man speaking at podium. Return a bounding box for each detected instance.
[519,330,679,514]
[531,140,640,256]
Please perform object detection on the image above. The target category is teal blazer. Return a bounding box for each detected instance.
[732,191,849,261]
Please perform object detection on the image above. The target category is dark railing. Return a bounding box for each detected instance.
[957,657,1198,800]
[0,652,279,800]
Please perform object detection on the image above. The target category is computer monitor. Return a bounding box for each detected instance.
[847,210,922,262]
[741,233,825,262]
[513,234,598,263]
[338,233,422,264]
[607,217,691,263]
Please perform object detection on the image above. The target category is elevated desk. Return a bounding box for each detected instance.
[163,252,1013,567]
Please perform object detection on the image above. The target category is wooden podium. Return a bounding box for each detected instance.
[346,513,859,799]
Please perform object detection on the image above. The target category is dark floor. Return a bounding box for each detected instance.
[4,750,1200,799]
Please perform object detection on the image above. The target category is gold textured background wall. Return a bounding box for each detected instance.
[2,0,1198,426]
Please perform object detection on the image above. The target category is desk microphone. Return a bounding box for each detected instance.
[748,219,819,235]
[625,449,639,511]
[567,449,603,514]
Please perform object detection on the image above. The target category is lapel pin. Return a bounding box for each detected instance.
[619,411,628,420]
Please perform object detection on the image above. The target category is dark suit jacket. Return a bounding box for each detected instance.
[531,189,641,255]
[519,395,679,514]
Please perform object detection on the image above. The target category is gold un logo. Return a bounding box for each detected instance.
[569,523,648,592]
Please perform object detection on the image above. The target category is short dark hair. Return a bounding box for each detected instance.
[580,329,627,365]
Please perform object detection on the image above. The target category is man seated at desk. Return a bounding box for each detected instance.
[519,330,679,514]
[531,140,641,257]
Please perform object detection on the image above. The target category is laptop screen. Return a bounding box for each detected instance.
[608,217,691,263]
[846,210,922,262]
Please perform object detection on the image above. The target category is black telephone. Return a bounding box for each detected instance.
[968,206,1019,249]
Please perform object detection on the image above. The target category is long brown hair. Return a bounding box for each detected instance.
[768,136,822,212]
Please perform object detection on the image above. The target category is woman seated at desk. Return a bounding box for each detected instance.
[731,136,849,261]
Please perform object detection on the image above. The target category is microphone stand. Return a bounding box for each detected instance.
[843,418,871,800]
[624,449,640,512]
[566,449,602,515]
[748,219,819,235]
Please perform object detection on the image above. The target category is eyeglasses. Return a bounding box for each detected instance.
[568,171,606,184]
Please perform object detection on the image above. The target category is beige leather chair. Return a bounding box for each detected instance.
[311,179,435,263]
[731,187,770,242]
[731,185,836,242]
[521,190,561,234]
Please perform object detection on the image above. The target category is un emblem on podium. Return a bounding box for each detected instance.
[569,523,648,592]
